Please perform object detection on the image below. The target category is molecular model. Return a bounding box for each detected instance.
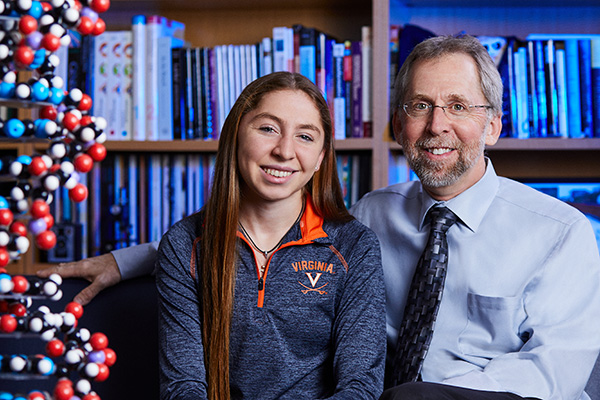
[0,0,110,264]
[0,0,115,399]
[0,273,116,400]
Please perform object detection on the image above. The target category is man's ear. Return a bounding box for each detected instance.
[392,110,403,144]
[485,113,503,146]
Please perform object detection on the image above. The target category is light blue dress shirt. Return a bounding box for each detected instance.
[351,159,600,400]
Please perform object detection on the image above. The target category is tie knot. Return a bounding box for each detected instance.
[427,206,458,233]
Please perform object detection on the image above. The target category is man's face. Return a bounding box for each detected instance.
[393,53,502,200]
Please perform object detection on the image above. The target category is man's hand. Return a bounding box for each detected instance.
[36,253,122,306]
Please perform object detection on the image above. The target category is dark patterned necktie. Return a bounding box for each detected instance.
[391,205,458,385]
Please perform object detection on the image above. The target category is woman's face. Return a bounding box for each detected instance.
[237,89,326,207]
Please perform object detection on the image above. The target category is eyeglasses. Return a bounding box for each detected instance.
[402,101,492,120]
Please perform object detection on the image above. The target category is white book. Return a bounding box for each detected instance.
[228,44,238,110]
[145,15,164,141]
[131,15,146,141]
[215,45,227,132]
[555,47,569,138]
[261,37,272,76]
[92,33,110,125]
[157,36,174,140]
[121,31,133,140]
[272,26,289,72]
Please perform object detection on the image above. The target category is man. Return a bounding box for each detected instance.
[40,35,600,400]
[351,34,600,399]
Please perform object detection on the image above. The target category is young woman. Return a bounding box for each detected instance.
[156,72,386,400]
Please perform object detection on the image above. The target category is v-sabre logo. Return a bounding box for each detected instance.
[299,272,328,295]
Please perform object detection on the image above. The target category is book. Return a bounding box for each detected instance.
[157,36,176,140]
[333,42,346,140]
[127,154,139,246]
[565,39,582,138]
[526,41,538,138]
[533,40,548,137]
[361,26,372,138]
[144,15,163,140]
[579,39,593,138]
[171,47,184,140]
[554,44,569,137]
[591,39,600,137]
[131,15,146,141]
[514,45,530,138]
[299,26,317,84]
[544,40,559,136]
[351,40,363,138]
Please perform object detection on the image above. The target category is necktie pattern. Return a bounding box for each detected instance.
[391,206,458,385]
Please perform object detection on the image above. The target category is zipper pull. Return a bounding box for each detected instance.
[258,278,264,291]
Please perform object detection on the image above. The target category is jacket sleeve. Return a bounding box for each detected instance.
[443,216,600,400]
[156,224,208,400]
[327,226,387,399]
[112,241,159,280]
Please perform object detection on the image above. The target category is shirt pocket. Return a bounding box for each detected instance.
[457,293,527,359]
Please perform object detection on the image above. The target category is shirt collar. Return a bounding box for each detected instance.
[418,157,499,232]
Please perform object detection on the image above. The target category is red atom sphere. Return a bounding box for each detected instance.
[62,112,80,131]
[9,302,27,317]
[77,16,94,35]
[28,156,48,176]
[0,208,14,226]
[87,143,106,162]
[10,221,28,236]
[31,199,51,219]
[90,0,110,13]
[11,275,29,293]
[40,105,58,120]
[92,18,106,36]
[0,300,7,312]
[41,33,61,52]
[65,301,84,319]
[69,183,88,203]
[0,314,17,333]
[41,2,52,12]
[74,153,94,173]
[89,332,109,350]
[36,230,57,250]
[43,213,54,230]
[0,248,8,267]
[15,45,34,66]
[19,15,38,35]
[78,93,93,111]
[46,338,65,357]
[103,347,117,367]
[28,391,46,400]
[82,393,101,400]
[80,115,93,126]
[54,380,74,400]
[95,363,110,382]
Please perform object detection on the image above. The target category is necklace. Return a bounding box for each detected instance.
[239,203,305,259]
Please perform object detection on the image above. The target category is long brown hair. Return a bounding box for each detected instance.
[200,71,351,399]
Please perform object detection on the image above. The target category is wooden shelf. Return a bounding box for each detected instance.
[388,138,600,152]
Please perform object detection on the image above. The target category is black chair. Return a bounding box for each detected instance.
[0,275,159,400]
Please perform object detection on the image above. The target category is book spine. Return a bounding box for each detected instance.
[514,46,530,138]
[145,15,163,141]
[333,42,346,140]
[591,39,600,137]
[545,40,559,136]
[273,27,288,72]
[526,41,539,138]
[132,15,146,141]
[127,154,139,246]
[534,41,548,137]
[351,40,362,138]
[579,39,593,137]
[191,48,203,139]
[565,39,582,138]
[121,31,133,140]
[555,45,569,138]
[157,36,174,140]
[185,47,194,140]
[299,26,317,84]
[343,41,352,138]
[361,26,372,138]
[171,47,183,140]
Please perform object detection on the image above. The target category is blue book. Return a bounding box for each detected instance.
[533,41,548,137]
[565,39,582,138]
[299,26,317,84]
[333,42,346,140]
[526,41,539,138]
[514,46,530,138]
[591,39,600,137]
[579,39,593,137]
[555,46,569,138]
[544,40,559,136]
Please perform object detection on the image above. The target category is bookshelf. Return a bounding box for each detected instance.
[2,0,599,274]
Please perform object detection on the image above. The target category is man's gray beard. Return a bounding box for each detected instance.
[403,135,486,188]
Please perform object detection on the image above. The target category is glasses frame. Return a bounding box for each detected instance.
[402,101,492,120]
